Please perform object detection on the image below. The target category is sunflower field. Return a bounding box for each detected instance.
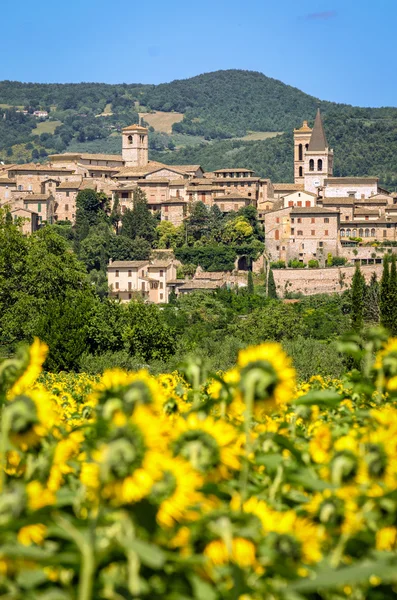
[2,330,397,599]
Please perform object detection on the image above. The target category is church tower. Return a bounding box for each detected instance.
[122,124,149,168]
[304,109,333,195]
[293,120,312,184]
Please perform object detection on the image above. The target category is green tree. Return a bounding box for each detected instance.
[123,301,176,361]
[121,188,157,243]
[247,270,254,295]
[267,269,278,299]
[110,194,122,234]
[364,271,380,324]
[351,263,365,331]
[380,255,391,331]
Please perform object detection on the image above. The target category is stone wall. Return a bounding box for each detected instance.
[273,264,384,297]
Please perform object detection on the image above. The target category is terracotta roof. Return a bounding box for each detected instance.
[355,198,388,205]
[148,261,173,268]
[0,177,16,184]
[294,120,312,133]
[216,177,259,183]
[194,271,224,281]
[290,206,339,215]
[354,208,380,215]
[282,190,318,198]
[321,197,355,205]
[79,153,123,162]
[10,164,74,173]
[11,207,38,215]
[214,168,255,173]
[108,260,150,269]
[24,194,51,201]
[49,153,82,160]
[122,124,148,131]
[172,164,201,173]
[273,183,304,191]
[138,177,170,184]
[343,219,397,225]
[324,177,378,184]
[187,185,221,192]
[56,181,82,190]
[188,178,214,185]
[169,179,188,185]
[214,192,251,201]
[82,164,120,172]
[180,280,225,290]
[162,197,188,204]
[115,161,184,178]
[79,179,97,190]
[308,109,328,152]
[166,279,186,285]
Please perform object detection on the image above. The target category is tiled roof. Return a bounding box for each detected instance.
[294,120,312,133]
[273,183,304,191]
[214,192,251,201]
[321,197,355,205]
[0,177,16,184]
[24,194,51,201]
[172,164,201,173]
[180,280,225,290]
[290,206,339,215]
[108,260,150,268]
[81,164,120,172]
[214,168,255,173]
[354,208,380,215]
[162,197,188,204]
[56,181,82,190]
[122,124,148,131]
[9,164,74,172]
[80,153,123,162]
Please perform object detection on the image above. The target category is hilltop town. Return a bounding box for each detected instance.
[0,109,396,300]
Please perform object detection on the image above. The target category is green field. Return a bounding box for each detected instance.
[32,120,62,135]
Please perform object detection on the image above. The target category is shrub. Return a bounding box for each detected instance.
[308,259,319,268]
[270,260,286,269]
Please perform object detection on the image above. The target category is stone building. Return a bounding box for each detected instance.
[107,258,178,303]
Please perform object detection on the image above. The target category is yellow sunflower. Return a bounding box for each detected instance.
[8,338,48,398]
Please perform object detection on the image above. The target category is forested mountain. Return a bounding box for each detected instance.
[0,70,396,188]
[152,108,397,189]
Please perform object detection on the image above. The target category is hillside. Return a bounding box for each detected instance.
[0,70,396,188]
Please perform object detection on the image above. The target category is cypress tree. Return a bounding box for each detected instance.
[247,270,254,295]
[351,262,365,331]
[364,272,380,324]
[267,268,278,299]
[380,255,391,331]
[390,254,397,335]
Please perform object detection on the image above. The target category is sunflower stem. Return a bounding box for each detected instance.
[240,375,255,506]
[0,407,10,494]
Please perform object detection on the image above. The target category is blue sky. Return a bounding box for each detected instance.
[1,0,395,107]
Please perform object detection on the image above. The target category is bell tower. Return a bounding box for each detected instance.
[304,109,333,195]
[122,124,149,168]
[293,120,312,184]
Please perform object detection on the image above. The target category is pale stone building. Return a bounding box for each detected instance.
[107,258,178,303]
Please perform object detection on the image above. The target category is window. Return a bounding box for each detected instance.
[160,270,164,276]
[311,230,315,236]
[384,230,387,237]
[221,204,225,211]
[371,228,376,237]
[319,241,323,247]
[276,217,280,224]
[65,204,69,212]
[289,201,294,207]
[115,282,119,290]
[128,270,132,277]
[276,245,280,250]
[291,228,295,235]
[297,218,302,224]
[66,191,70,197]
[128,293,132,300]
[298,144,303,161]
[297,201,302,207]
[306,201,311,207]
[160,282,163,289]
[18,185,23,191]
[365,216,369,221]
[324,217,329,223]
[348,192,356,198]
[122,192,128,199]
[37,203,41,213]
[291,218,295,223]
[309,159,314,172]
[317,159,323,171]
[115,270,119,278]
[165,216,169,221]
[128,135,133,144]
[299,167,303,177]
[359,228,364,236]
[234,204,238,211]
[311,217,315,223]
[325,230,329,236]
[305,144,309,151]
[352,229,357,237]
[346,229,351,237]
[160,293,163,300]
[164,206,168,213]
[297,230,303,236]
[128,282,132,291]
[345,216,349,221]
[365,229,370,238]
[275,230,279,240]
